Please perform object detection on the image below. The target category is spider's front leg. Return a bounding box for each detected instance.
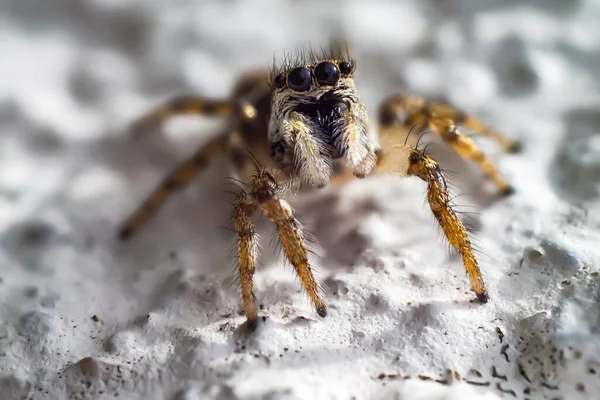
[376,145,488,303]
[233,168,326,326]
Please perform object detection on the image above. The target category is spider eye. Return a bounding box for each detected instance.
[287,67,312,92]
[314,61,340,86]
[338,61,353,75]
[273,73,286,89]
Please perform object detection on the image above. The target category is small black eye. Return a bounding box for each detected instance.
[314,62,340,86]
[273,73,286,89]
[287,67,312,92]
[339,61,352,75]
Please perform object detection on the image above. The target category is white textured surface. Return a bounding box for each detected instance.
[1,1,600,399]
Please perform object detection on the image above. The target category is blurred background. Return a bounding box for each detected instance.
[1,1,600,399]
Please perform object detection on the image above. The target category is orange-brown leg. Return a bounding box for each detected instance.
[379,95,521,152]
[233,193,259,325]
[376,144,488,302]
[428,117,513,195]
[429,101,521,153]
[129,95,236,137]
[117,135,227,240]
[235,169,327,323]
[379,95,516,195]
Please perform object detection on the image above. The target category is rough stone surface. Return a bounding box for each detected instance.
[1,1,599,399]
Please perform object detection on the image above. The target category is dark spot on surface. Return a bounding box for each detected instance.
[496,383,517,397]
[501,344,510,362]
[5,220,56,249]
[465,380,490,387]
[40,293,59,309]
[491,36,539,97]
[24,286,39,298]
[18,311,51,340]
[491,366,507,380]
[468,369,483,377]
[496,327,504,343]
[518,363,532,383]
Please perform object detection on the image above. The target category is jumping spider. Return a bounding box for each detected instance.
[118,47,519,327]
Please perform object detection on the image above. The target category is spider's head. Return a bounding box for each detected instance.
[268,57,378,188]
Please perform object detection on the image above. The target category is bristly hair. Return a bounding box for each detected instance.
[268,40,355,87]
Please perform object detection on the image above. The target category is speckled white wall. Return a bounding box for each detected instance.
[1,1,600,399]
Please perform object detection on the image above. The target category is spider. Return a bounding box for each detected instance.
[117,47,520,328]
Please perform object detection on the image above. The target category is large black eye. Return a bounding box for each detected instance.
[273,73,286,89]
[314,62,340,86]
[339,61,352,75]
[287,67,312,92]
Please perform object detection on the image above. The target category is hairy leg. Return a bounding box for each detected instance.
[376,144,488,302]
[428,117,513,195]
[117,134,227,240]
[428,101,522,153]
[129,95,248,137]
[379,95,520,151]
[379,95,516,194]
[233,193,260,324]
[242,169,327,319]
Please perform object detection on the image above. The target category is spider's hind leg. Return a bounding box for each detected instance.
[117,134,228,240]
[379,96,516,195]
[430,100,522,153]
[129,95,240,137]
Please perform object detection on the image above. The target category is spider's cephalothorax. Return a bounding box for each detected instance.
[268,59,378,188]
[117,47,521,329]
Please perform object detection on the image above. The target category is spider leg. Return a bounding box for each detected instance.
[429,101,522,153]
[376,144,488,303]
[380,96,521,152]
[379,96,515,195]
[428,117,513,195]
[129,95,256,137]
[117,134,228,240]
[233,192,260,325]
[247,169,327,319]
